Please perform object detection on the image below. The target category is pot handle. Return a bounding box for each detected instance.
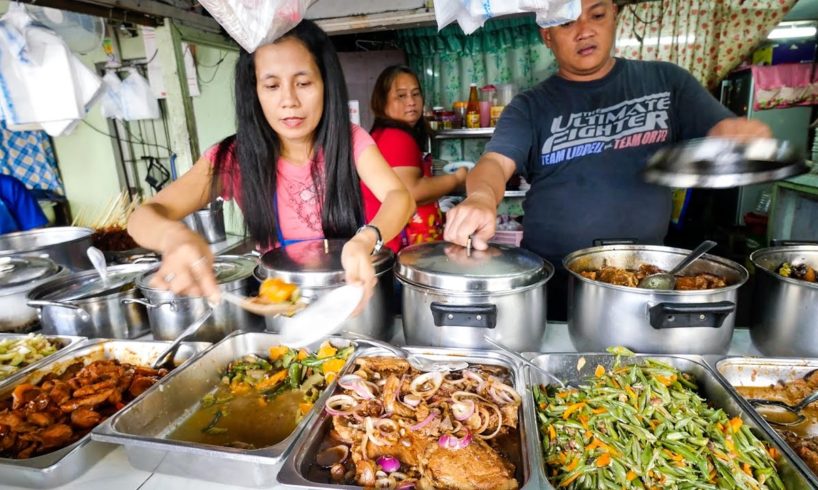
[27,300,92,322]
[121,298,175,310]
[770,239,818,247]
[649,301,735,330]
[430,303,496,329]
[592,238,638,246]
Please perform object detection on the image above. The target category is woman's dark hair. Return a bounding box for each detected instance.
[210,19,363,249]
[370,64,428,150]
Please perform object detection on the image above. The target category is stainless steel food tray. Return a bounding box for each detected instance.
[0,333,86,389]
[93,331,354,488]
[525,353,813,489]
[0,338,210,488]
[713,356,818,487]
[277,345,541,489]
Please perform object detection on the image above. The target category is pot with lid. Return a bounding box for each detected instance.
[257,239,395,340]
[27,262,154,338]
[750,244,818,356]
[395,241,552,351]
[0,255,66,332]
[565,245,748,354]
[133,255,264,342]
[0,226,93,271]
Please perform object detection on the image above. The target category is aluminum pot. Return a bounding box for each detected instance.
[183,200,226,244]
[27,263,154,338]
[395,241,552,351]
[132,255,264,342]
[257,239,394,340]
[750,245,818,356]
[0,255,66,332]
[565,245,748,354]
[0,227,93,271]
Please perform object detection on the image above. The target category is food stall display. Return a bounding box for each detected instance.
[0,334,81,381]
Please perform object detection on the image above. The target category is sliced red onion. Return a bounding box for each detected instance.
[489,381,521,404]
[437,431,472,450]
[402,394,421,407]
[409,371,444,398]
[365,417,388,446]
[452,400,475,421]
[409,410,438,431]
[463,370,485,387]
[396,482,416,490]
[325,394,357,416]
[339,374,375,400]
[376,455,401,473]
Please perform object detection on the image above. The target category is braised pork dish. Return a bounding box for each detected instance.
[315,356,522,489]
[736,369,818,477]
[776,262,817,283]
[0,359,167,459]
[579,264,728,290]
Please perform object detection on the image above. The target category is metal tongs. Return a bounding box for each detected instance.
[341,331,468,372]
[749,388,818,427]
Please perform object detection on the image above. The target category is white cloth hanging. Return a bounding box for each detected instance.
[118,68,160,121]
[0,4,102,136]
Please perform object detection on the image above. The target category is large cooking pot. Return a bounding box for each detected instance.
[565,245,748,354]
[0,255,66,332]
[132,255,264,342]
[257,239,394,340]
[396,241,552,351]
[750,245,818,356]
[27,263,154,338]
[0,226,93,271]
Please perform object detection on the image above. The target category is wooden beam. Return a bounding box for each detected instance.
[174,24,237,51]
[155,20,200,174]
[16,0,158,26]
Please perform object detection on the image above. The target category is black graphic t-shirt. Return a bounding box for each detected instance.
[486,58,733,264]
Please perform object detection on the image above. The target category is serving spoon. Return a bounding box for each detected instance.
[220,290,307,317]
[151,308,213,369]
[749,388,818,427]
[87,246,109,284]
[637,240,717,290]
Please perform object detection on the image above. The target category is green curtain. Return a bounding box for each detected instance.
[395,16,557,109]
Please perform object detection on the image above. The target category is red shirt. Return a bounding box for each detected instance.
[363,127,443,252]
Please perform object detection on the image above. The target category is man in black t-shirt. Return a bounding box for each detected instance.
[444,0,771,321]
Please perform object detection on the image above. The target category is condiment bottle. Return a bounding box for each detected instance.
[466,83,480,129]
[479,85,496,128]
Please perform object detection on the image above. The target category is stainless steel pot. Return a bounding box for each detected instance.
[750,245,818,356]
[395,241,552,351]
[257,239,394,340]
[183,200,226,244]
[0,227,93,271]
[27,263,154,338]
[0,256,65,332]
[565,245,748,354]
[133,255,264,342]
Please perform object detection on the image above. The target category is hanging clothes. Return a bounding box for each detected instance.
[0,3,102,136]
[0,119,64,195]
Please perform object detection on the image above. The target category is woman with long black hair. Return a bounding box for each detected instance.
[128,20,414,307]
[363,65,466,251]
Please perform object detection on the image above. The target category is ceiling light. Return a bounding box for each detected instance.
[767,23,817,40]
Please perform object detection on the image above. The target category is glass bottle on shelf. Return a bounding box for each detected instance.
[466,83,480,129]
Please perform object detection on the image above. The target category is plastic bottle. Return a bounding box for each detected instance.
[466,83,480,129]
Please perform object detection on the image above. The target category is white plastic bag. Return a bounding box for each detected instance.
[198,0,315,53]
[100,70,124,119]
[433,0,580,33]
[119,69,160,121]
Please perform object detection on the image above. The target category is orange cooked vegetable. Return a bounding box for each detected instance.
[259,278,299,303]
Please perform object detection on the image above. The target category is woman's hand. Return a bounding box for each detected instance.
[341,232,379,316]
[150,223,219,300]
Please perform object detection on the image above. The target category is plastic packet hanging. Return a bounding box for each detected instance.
[119,69,160,121]
[198,0,315,53]
[433,0,580,34]
[100,71,124,119]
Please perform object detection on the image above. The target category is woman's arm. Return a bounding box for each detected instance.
[127,157,219,298]
[394,166,466,206]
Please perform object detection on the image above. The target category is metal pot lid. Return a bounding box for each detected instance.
[0,256,60,289]
[0,226,93,255]
[644,137,808,188]
[138,255,257,290]
[42,264,150,302]
[257,239,394,288]
[395,241,551,293]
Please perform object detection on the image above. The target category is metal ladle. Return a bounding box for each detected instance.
[483,336,565,388]
[749,389,818,427]
[151,308,213,369]
[87,246,108,285]
[637,240,717,290]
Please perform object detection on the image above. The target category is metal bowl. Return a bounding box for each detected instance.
[0,226,94,271]
[645,137,808,188]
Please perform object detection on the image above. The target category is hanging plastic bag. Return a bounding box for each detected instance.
[99,70,124,119]
[432,0,580,34]
[198,0,316,53]
[521,0,582,28]
[119,69,160,121]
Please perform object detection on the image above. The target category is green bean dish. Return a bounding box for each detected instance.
[533,354,784,489]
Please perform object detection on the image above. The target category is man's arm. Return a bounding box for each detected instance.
[443,152,516,250]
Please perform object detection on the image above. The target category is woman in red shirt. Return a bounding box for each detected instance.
[362,65,467,252]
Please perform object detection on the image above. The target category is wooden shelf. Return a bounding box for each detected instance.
[432,128,494,140]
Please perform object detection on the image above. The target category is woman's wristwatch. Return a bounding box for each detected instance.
[356,224,383,255]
